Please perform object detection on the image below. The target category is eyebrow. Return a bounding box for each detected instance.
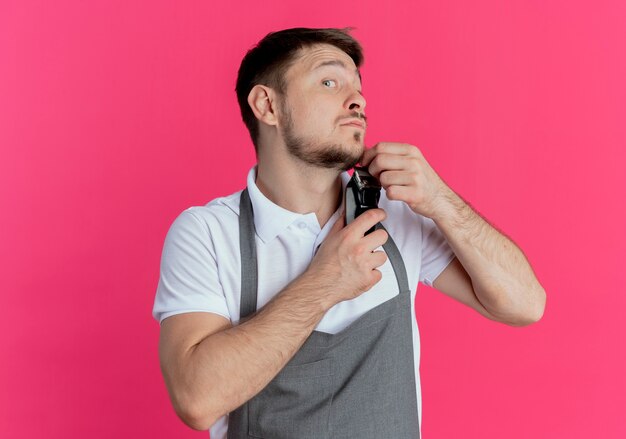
[312,59,362,83]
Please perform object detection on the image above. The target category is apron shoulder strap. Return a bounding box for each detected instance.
[238,188,258,320]
[376,222,411,294]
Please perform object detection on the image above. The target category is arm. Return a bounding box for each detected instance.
[160,272,329,431]
[430,189,546,326]
[159,208,389,431]
[361,142,546,326]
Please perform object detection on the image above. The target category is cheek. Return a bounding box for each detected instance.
[299,106,328,134]
[300,97,322,119]
[288,94,336,135]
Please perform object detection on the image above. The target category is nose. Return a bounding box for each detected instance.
[346,88,366,113]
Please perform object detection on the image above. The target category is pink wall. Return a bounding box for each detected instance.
[1,0,625,437]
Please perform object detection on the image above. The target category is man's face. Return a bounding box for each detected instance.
[276,44,367,171]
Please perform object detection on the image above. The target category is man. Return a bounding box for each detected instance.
[153,27,546,438]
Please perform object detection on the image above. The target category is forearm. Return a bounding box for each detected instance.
[432,188,546,325]
[183,272,331,429]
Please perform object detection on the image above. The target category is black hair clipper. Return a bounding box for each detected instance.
[345,166,382,235]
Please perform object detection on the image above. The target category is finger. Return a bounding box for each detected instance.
[361,143,415,166]
[379,170,417,187]
[360,145,378,167]
[368,154,412,179]
[385,185,415,203]
[347,208,386,236]
[361,228,389,251]
[363,268,383,291]
[368,249,388,269]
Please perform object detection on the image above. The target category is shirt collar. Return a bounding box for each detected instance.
[246,165,351,243]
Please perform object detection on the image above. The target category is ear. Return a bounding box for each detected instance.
[247,85,281,127]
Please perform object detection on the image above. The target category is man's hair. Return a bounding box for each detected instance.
[235,27,364,152]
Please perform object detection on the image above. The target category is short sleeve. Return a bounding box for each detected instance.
[152,209,231,325]
[418,216,456,287]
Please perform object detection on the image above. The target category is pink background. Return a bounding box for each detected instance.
[1,0,625,437]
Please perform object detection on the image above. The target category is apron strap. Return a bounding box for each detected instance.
[376,222,411,294]
[238,188,258,320]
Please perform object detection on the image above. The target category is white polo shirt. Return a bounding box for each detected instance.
[153,165,456,438]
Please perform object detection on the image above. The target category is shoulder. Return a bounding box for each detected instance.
[170,190,242,231]
[163,189,243,254]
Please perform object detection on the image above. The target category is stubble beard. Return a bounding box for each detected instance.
[280,103,363,172]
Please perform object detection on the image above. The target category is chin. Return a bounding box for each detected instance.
[341,150,362,171]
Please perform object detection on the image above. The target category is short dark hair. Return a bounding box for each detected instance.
[235,27,364,152]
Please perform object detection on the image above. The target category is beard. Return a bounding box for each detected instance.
[279,102,363,172]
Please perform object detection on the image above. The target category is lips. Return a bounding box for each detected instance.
[340,119,366,129]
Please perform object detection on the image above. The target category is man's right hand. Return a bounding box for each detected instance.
[305,208,389,308]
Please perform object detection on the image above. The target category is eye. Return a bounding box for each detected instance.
[322,79,337,88]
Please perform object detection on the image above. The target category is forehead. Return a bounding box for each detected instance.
[288,43,361,81]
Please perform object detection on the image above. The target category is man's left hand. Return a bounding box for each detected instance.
[360,142,452,220]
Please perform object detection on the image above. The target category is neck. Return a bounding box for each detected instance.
[255,154,344,229]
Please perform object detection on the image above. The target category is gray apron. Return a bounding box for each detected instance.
[227,188,421,439]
